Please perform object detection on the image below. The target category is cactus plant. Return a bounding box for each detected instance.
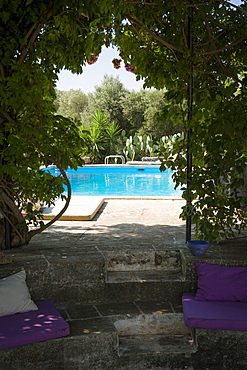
[123,134,159,161]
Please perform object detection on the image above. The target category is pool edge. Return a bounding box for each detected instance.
[41,197,184,221]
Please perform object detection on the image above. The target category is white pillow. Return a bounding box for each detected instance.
[0,270,38,317]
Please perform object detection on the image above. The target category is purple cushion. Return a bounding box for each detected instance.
[194,262,247,302]
[0,301,70,350]
[183,293,247,330]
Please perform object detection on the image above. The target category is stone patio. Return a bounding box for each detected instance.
[1,199,247,369]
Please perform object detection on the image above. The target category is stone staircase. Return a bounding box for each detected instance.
[111,302,195,358]
[104,249,184,283]
[59,299,196,367]
[103,249,192,303]
[1,245,247,369]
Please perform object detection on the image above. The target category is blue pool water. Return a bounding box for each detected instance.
[47,165,181,197]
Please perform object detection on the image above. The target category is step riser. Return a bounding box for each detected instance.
[104,250,182,272]
[105,280,192,303]
[106,270,184,283]
[119,334,195,357]
[0,253,195,306]
[111,313,188,336]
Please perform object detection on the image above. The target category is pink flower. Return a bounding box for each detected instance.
[124,63,136,74]
[87,54,99,65]
[112,58,122,69]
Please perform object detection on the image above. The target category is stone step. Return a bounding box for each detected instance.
[106,269,184,283]
[101,300,195,357]
[119,333,195,356]
[59,300,196,360]
[104,250,182,273]
[104,249,185,284]
[45,301,196,369]
[0,248,191,306]
[59,300,185,323]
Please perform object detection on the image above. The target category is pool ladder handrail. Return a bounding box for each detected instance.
[104,155,125,164]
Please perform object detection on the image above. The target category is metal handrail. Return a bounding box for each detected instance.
[104,155,125,164]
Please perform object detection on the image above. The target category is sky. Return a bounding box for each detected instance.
[56,0,243,94]
[56,46,144,93]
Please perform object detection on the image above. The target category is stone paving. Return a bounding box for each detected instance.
[4,197,247,268]
[28,199,188,254]
[2,199,247,370]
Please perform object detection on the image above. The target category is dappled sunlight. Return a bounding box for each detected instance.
[22,200,188,255]
[0,314,64,338]
[29,222,186,253]
[82,328,102,335]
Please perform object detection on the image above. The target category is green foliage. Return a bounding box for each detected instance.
[80,75,131,131]
[1,0,247,247]
[158,88,247,242]
[122,133,159,161]
[55,89,88,121]
[0,0,116,247]
[143,98,183,139]
[57,78,182,138]
[112,0,247,242]
[80,110,121,163]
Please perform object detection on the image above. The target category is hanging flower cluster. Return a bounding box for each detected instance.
[111,50,136,73]
[124,63,136,74]
[112,58,122,69]
[87,50,136,74]
[119,50,125,59]
[87,54,99,65]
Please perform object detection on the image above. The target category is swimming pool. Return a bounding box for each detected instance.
[48,165,181,197]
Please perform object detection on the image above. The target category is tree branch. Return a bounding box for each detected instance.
[197,35,247,56]
[0,107,16,123]
[127,15,182,52]
[0,204,26,245]
[27,136,72,238]
[204,19,239,81]
[0,63,5,80]
[18,9,53,65]
[123,0,247,15]
[216,0,247,15]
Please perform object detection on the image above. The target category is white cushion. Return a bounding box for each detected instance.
[0,270,38,317]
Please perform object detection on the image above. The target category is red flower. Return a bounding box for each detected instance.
[112,58,122,69]
[125,63,136,74]
[87,54,99,65]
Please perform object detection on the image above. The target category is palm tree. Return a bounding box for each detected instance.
[80,110,122,163]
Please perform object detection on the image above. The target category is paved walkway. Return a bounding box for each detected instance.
[26,199,187,255]
[5,198,247,264]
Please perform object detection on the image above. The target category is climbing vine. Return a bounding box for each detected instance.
[1,0,247,247]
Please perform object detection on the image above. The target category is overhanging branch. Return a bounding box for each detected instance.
[27,136,72,238]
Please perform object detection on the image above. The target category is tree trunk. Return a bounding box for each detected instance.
[0,189,31,249]
[0,164,72,249]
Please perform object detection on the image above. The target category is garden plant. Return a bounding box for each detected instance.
[0,0,247,247]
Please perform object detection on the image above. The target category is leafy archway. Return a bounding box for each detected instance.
[1,0,247,248]
[111,0,247,242]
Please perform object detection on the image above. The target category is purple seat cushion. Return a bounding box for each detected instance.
[0,300,70,350]
[183,293,247,330]
[194,262,247,302]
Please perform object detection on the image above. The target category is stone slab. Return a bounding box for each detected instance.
[119,334,194,356]
[42,196,105,221]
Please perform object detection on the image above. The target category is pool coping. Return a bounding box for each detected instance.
[42,196,183,221]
